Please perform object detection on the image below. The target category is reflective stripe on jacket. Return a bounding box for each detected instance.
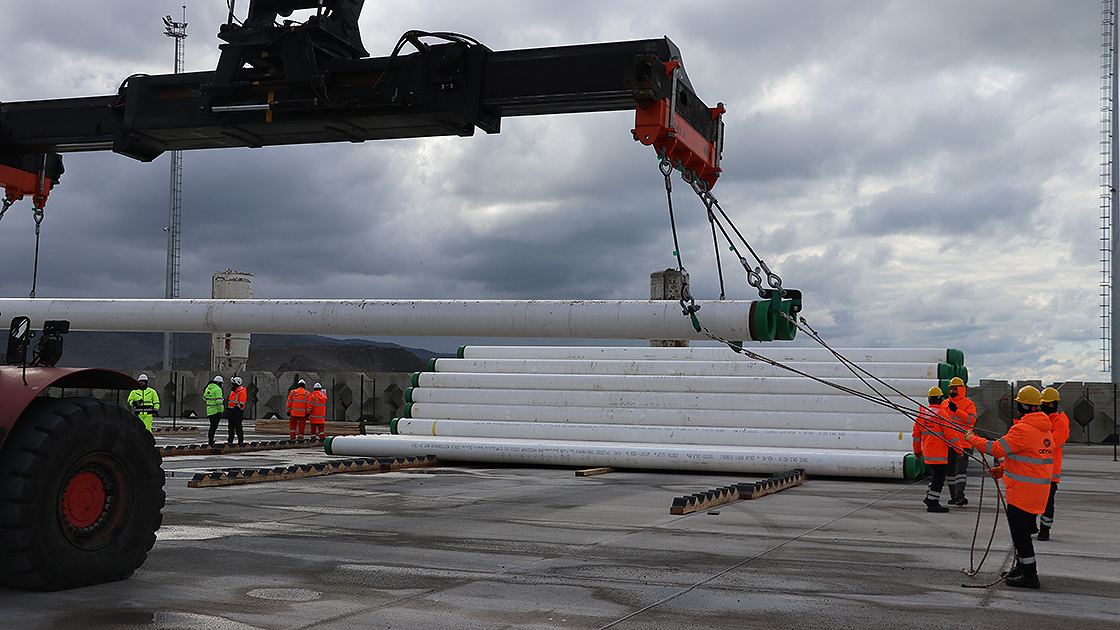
[943,388,977,432]
[1048,411,1070,482]
[127,387,160,417]
[967,411,1053,514]
[309,389,327,423]
[912,404,959,465]
[287,386,311,417]
[203,383,225,416]
[228,386,247,410]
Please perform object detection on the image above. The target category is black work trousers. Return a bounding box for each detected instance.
[227,407,245,444]
[1006,503,1039,561]
[207,413,222,445]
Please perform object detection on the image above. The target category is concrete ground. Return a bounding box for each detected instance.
[3,422,1118,630]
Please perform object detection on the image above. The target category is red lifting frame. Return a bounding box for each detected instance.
[0,163,53,208]
[632,61,725,190]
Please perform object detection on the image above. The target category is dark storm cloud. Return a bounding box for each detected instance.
[0,0,1108,381]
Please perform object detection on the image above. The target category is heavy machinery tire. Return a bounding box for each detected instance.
[0,397,165,590]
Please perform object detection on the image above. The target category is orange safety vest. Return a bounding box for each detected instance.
[1048,411,1070,482]
[967,411,1053,514]
[228,386,247,410]
[912,403,960,465]
[286,386,312,417]
[309,389,327,423]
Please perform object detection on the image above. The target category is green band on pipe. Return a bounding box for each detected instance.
[411,372,420,387]
[428,357,438,371]
[324,436,335,455]
[405,387,414,403]
[937,363,954,379]
[947,348,965,367]
[389,418,399,434]
[749,300,777,342]
[957,366,968,385]
[403,402,414,418]
[457,345,466,358]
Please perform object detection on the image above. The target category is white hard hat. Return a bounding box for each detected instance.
[313,382,322,390]
[214,375,223,383]
[232,376,243,386]
[138,373,148,381]
[298,379,306,386]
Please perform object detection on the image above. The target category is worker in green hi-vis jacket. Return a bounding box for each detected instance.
[203,375,225,447]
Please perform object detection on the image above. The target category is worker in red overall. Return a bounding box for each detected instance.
[912,386,961,513]
[964,385,1053,589]
[309,382,328,440]
[1037,387,1070,541]
[286,379,312,439]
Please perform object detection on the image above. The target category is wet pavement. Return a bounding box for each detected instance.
[3,421,1119,629]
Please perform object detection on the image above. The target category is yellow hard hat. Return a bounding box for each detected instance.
[1015,385,1042,406]
[928,386,944,397]
[1040,387,1060,403]
[949,377,965,387]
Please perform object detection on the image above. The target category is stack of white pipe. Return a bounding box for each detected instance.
[328,346,961,478]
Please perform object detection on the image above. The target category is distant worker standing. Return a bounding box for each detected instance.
[204,375,225,447]
[227,376,248,446]
[943,376,977,506]
[912,386,960,512]
[286,379,312,440]
[964,385,1053,589]
[127,373,160,433]
[1038,387,1070,541]
[309,382,328,440]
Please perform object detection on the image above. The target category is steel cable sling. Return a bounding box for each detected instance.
[0,194,47,298]
[658,159,1011,585]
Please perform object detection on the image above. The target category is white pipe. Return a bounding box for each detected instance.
[408,387,911,414]
[326,435,908,478]
[459,345,954,365]
[404,402,913,431]
[0,298,758,340]
[393,418,908,451]
[433,358,942,379]
[415,371,934,397]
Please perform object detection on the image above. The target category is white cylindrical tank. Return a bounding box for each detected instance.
[210,270,253,372]
[326,435,909,478]
[392,418,908,451]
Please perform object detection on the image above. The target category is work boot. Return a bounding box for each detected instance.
[954,497,968,507]
[1000,563,1024,579]
[1037,526,1051,541]
[1005,562,1040,589]
[924,498,950,513]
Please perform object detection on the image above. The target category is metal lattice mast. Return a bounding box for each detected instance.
[163,7,187,371]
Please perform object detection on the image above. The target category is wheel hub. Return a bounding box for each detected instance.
[62,470,107,529]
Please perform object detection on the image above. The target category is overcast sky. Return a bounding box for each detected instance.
[0,1,1108,383]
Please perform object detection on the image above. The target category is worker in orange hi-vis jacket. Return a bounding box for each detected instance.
[964,385,1053,589]
[1037,387,1070,541]
[942,376,977,506]
[227,376,248,446]
[912,386,961,513]
[286,379,312,439]
[309,383,328,440]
